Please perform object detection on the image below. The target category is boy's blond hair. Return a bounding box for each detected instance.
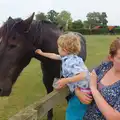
[57,32,81,55]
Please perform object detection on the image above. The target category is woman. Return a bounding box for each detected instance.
[80,38,120,120]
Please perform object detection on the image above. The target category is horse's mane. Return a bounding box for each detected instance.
[0,17,61,45]
[0,17,57,35]
[41,20,52,24]
[40,20,59,27]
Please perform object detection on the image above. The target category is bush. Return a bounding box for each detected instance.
[91,28,108,34]
[69,28,91,35]
[114,28,120,34]
[68,28,120,35]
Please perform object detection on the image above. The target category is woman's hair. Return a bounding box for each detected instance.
[57,32,81,55]
[109,37,120,57]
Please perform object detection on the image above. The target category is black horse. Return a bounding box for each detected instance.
[0,13,87,120]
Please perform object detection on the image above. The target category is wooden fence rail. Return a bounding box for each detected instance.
[9,87,69,120]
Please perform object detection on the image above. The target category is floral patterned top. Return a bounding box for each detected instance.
[60,54,90,92]
[83,61,120,120]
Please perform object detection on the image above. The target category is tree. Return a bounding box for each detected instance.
[56,10,72,31]
[47,10,59,23]
[100,12,108,26]
[35,12,47,21]
[86,12,101,29]
[71,20,83,29]
[83,20,90,28]
[86,12,108,29]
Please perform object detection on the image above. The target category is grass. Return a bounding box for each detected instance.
[0,35,119,120]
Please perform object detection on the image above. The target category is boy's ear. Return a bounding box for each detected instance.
[63,48,68,52]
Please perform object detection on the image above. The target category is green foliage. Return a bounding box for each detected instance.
[85,12,108,29]
[70,28,120,35]
[56,10,72,31]
[35,12,47,21]
[47,10,59,23]
[35,10,110,33]
[83,20,90,28]
[35,10,72,31]
[100,12,108,26]
[70,28,109,35]
[72,20,83,29]
[70,12,108,31]
[114,28,120,34]
[91,28,108,34]
[69,28,90,35]
[86,12,101,29]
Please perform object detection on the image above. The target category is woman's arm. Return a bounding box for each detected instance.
[91,88,120,120]
[35,49,61,60]
[90,71,120,120]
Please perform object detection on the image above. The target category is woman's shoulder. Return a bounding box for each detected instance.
[94,61,113,75]
[99,61,112,66]
[97,61,112,68]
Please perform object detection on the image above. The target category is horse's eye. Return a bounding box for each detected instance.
[12,36,16,40]
[9,44,16,49]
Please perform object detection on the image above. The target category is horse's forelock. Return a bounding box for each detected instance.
[0,18,23,40]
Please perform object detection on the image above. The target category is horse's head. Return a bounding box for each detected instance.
[0,13,35,96]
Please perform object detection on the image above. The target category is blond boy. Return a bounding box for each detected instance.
[35,32,91,120]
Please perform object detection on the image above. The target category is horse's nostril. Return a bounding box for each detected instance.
[0,88,3,95]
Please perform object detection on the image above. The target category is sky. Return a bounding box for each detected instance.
[0,0,119,26]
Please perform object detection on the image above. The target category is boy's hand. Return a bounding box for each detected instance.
[56,78,68,89]
[35,49,43,54]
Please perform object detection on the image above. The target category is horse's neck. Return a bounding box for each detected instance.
[30,21,61,51]
[28,21,43,49]
[30,21,61,62]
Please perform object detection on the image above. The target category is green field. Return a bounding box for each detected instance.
[0,35,119,120]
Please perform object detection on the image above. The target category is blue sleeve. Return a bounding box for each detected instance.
[114,96,120,112]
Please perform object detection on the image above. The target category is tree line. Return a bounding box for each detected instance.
[35,10,108,31]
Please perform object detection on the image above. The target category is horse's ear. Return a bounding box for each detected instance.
[23,12,35,31]
[15,13,35,33]
[8,16,13,20]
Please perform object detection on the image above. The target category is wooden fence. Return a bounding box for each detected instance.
[9,87,69,120]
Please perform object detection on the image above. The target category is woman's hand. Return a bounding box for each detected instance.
[75,88,93,104]
[90,70,98,90]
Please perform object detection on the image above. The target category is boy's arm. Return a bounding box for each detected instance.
[66,72,86,83]
[56,72,87,87]
[64,59,88,83]
[35,49,61,60]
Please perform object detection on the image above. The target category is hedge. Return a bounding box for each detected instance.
[69,28,120,35]
[69,29,90,35]
[114,28,120,34]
